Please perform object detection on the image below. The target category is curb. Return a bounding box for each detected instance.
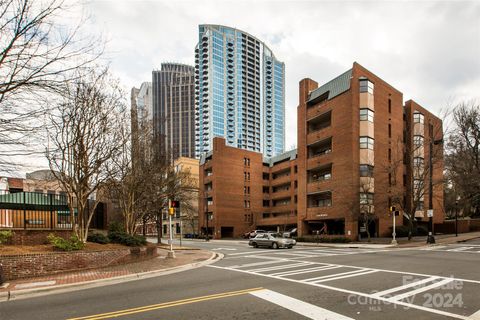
[0,251,224,302]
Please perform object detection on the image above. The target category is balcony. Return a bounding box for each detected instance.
[307,137,332,159]
[306,99,330,120]
[272,198,291,207]
[271,189,291,200]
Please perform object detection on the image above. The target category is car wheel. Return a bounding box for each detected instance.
[272,242,278,249]
[252,242,258,248]
[288,245,293,249]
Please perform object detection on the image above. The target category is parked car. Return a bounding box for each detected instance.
[282,228,297,238]
[249,233,296,249]
[244,229,266,239]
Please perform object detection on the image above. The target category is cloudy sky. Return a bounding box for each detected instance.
[3,0,480,176]
[82,0,479,150]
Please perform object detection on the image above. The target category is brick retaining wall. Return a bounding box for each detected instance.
[0,246,158,280]
[2,230,72,245]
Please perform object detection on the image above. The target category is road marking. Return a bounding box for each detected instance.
[250,262,312,273]
[250,289,355,320]
[271,265,340,277]
[371,276,440,298]
[212,248,237,251]
[66,287,264,320]
[303,269,370,282]
[447,246,474,252]
[228,249,273,256]
[469,309,480,320]
[311,270,378,283]
[388,278,453,302]
[420,245,447,250]
[209,265,470,320]
[229,259,288,269]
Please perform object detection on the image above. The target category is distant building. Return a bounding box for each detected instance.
[162,157,199,237]
[152,63,195,159]
[195,24,285,158]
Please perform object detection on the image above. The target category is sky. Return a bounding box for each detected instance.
[83,0,480,151]
[3,0,480,176]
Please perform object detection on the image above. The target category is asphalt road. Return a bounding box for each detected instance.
[2,239,480,320]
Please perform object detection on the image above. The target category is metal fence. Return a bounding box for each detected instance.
[0,191,73,230]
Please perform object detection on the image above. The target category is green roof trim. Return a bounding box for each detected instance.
[308,68,352,103]
[0,192,68,206]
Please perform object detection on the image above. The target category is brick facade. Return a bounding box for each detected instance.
[198,62,444,240]
[0,246,158,280]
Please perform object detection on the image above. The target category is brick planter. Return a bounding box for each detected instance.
[0,246,158,280]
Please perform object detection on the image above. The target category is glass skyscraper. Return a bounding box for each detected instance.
[194,25,285,158]
[152,63,195,160]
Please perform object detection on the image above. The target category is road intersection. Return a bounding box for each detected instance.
[2,239,480,320]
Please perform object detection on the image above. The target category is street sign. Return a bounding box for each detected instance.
[427,209,433,217]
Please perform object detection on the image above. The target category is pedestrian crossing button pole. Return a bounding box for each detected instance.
[167,200,178,259]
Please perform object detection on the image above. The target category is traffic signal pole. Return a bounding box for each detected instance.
[167,200,176,259]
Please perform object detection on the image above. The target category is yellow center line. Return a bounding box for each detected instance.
[66,287,264,320]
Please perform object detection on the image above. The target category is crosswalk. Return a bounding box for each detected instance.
[421,244,480,253]
[210,254,480,320]
[227,247,390,259]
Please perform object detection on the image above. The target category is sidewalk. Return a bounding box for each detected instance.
[0,247,217,301]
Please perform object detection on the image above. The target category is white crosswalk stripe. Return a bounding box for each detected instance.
[419,244,480,253]
[447,246,475,252]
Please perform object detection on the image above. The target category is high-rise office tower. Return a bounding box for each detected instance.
[194,24,285,158]
[152,63,195,159]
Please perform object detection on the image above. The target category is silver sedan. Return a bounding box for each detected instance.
[248,233,296,249]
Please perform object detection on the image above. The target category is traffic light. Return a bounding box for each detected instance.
[170,200,180,208]
[389,206,395,212]
[169,207,174,215]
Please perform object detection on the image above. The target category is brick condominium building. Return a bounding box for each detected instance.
[199,62,443,239]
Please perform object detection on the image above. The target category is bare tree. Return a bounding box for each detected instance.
[358,176,376,241]
[384,128,443,240]
[445,101,480,216]
[46,68,126,242]
[0,0,102,169]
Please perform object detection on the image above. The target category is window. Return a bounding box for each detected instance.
[416,201,424,210]
[388,124,392,138]
[413,112,424,124]
[413,157,424,167]
[359,136,374,150]
[360,192,374,205]
[388,148,392,161]
[413,135,424,147]
[359,79,374,94]
[263,200,269,207]
[359,165,374,177]
[413,179,423,190]
[388,99,392,113]
[247,172,250,181]
[359,109,374,122]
